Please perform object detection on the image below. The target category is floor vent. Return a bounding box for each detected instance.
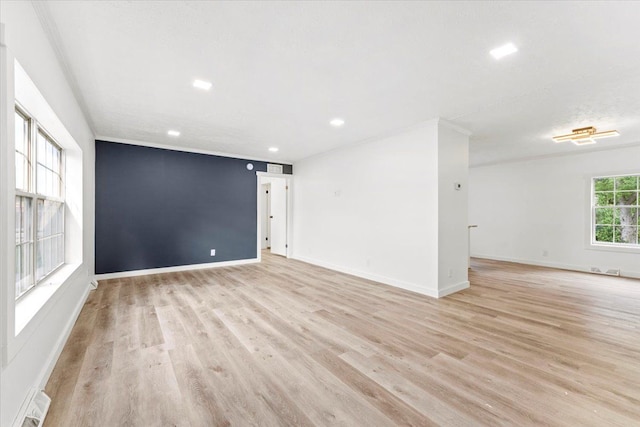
[590,267,621,276]
[15,389,50,427]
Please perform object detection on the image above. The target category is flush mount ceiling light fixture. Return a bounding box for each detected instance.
[268,147,279,152]
[167,130,180,137]
[490,42,518,60]
[552,126,620,145]
[193,79,212,91]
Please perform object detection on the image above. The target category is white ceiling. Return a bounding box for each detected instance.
[34,1,640,165]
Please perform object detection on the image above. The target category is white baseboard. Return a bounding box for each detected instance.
[10,277,93,427]
[471,254,640,279]
[36,280,90,391]
[95,258,259,280]
[292,255,440,298]
[438,280,470,298]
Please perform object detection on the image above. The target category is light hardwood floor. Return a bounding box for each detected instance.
[44,253,640,426]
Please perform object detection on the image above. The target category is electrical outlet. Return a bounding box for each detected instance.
[448,268,453,278]
[210,249,216,256]
[542,250,548,257]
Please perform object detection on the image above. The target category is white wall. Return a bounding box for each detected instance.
[469,145,640,278]
[0,2,95,426]
[437,124,470,295]
[293,122,442,296]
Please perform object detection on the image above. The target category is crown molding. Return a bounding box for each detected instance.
[471,139,640,168]
[95,135,293,165]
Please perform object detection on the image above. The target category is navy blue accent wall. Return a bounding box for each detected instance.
[95,140,291,274]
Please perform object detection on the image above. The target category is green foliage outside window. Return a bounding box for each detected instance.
[593,175,639,245]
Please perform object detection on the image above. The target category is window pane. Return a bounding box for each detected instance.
[46,201,52,237]
[37,164,45,195]
[15,196,32,244]
[44,238,51,277]
[36,240,43,281]
[615,192,638,206]
[36,132,62,198]
[15,111,26,152]
[594,192,613,206]
[47,140,53,169]
[37,132,45,167]
[36,200,65,281]
[53,148,59,174]
[15,111,31,192]
[594,177,614,191]
[16,153,24,191]
[615,176,639,191]
[595,208,614,225]
[15,197,21,243]
[24,243,33,291]
[614,207,637,226]
[58,203,64,233]
[16,243,34,298]
[15,245,21,290]
[615,226,638,245]
[595,225,613,243]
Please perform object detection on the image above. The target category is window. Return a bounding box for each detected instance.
[592,174,639,247]
[15,106,65,299]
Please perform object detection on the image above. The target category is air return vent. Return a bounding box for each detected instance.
[267,164,283,174]
[590,267,620,276]
[14,389,50,427]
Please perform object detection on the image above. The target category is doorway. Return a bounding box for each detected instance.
[257,173,291,258]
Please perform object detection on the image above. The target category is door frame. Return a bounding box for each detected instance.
[256,172,293,261]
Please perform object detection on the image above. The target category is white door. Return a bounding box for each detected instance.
[260,184,270,249]
[270,178,287,256]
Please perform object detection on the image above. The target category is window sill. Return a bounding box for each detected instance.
[587,243,640,254]
[15,263,81,335]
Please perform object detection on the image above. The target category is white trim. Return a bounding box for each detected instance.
[438,280,470,298]
[471,139,640,168]
[256,172,294,259]
[94,258,259,280]
[292,254,440,298]
[586,172,640,251]
[96,135,294,165]
[586,243,640,254]
[1,24,12,368]
[256,171,291,179]
[471,254,640,280]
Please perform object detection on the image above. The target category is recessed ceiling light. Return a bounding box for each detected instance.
[330,118,345,127]
[268,147,279,152]
[193,79,212,91]
[167,130,180,137]
[490,43,518,60]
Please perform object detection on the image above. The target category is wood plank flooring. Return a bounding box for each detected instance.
[44,254,640,426]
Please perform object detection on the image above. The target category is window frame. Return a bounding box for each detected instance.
[14,103,66,300]
[591,173,640,249]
